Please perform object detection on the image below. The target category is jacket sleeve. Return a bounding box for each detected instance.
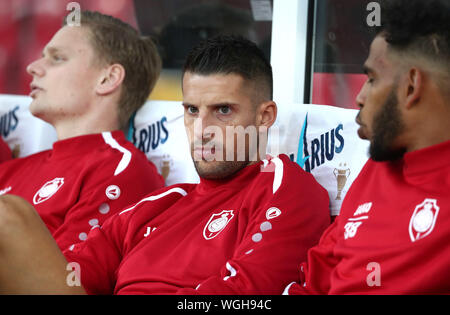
[63,211,129,295]
[284,217,340,295]
[52,155,164,251]
[0,137,12,163]
[63,185,187,295]
[176,156,331,294]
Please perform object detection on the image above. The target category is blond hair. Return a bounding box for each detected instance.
[63,11,162,130]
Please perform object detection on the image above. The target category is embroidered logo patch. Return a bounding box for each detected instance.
[266,207,281,220]
[409,198,439,242]
[203,210,235,240]
[105,185,121,200]
[33,178,64,205]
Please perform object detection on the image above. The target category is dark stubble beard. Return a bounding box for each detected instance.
[369,88,406,162]
[193,159,252,180]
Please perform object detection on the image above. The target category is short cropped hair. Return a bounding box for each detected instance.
[63,11,162,130]
[377,0,449,81]
[182,35,273,102]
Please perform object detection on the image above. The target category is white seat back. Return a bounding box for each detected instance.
[0,94,57,158]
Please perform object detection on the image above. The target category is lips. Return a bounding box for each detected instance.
[355,116,368,140]
[192,140,222,162]
[193,146,216,160]
[29,83,43,98]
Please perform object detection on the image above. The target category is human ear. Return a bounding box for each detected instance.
[96,63,125,95]
[257,101,277,129]
[403,67,423,109]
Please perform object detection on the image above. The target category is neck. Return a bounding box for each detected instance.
[52,98,120,141]
[405,98,450,152]
[53,114,119,141]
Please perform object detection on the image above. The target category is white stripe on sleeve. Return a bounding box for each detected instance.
[282,281,296,295]
[102,131,132,176]
[272,156,284,194]
[119,187,188,215]
[223,262,237,281]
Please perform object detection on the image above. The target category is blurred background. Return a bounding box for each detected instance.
[0,0,376,108]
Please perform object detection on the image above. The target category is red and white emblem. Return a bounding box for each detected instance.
[105,185,121,200]
[203,210,235,240]
[409,198,439,242]
[33,178,64,205]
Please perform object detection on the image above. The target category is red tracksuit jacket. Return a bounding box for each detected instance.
[0,137,12,163]
[64,154,330,294]
[0,131,164,250]
[285,140,450,294]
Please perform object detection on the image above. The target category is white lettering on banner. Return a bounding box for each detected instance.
[293,114,345,172]
[0,106,19,137]
[133,117,169,153]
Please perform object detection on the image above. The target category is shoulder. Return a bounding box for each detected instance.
[0,149,49,170]
[260,154,327,195]
[88,132,160,178]
[117,183,196,218]
[351,158,393,185]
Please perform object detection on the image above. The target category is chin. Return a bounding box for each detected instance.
[194,160,249,180]
[29,102,42,118]
[369,142,406,162]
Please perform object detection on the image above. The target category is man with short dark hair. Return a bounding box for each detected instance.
[0,11,164,250]
[0,35,330,294]
[285,0,450,294]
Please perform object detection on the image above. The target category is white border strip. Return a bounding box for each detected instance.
[271,0,310,105]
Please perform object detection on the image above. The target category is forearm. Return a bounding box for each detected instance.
[0,195,86,294]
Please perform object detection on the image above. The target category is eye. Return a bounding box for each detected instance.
[217,105,231,115]
[186,105,199,115]
[48,55,62,63]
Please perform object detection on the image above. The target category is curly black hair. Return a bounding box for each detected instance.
[377,0,449,63]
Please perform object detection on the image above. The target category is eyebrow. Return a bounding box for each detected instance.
[42,46,65,57]
[182,102,237,108]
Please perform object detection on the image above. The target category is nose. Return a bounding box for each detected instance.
[26,58,45,77]
[355,82,367,109]
[195,113,216,142]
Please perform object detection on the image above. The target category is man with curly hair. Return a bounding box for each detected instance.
[285,0,450,294]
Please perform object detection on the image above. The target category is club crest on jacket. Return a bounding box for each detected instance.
[203,210,235,240]
[409,198,439,242]
[33,178,64,204]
